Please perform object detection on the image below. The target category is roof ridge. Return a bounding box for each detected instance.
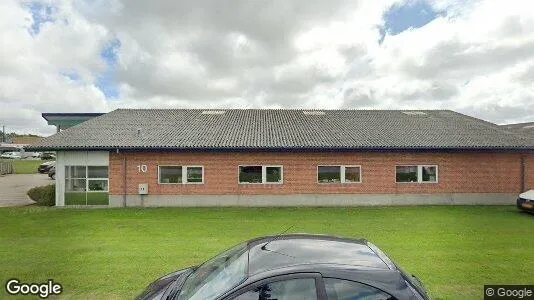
[109,108,453,112]
[502,121,534,126]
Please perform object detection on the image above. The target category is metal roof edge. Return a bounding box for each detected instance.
[41,112,105,120]
[24,146,534,152]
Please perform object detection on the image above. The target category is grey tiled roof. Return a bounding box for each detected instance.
[28,109,534,151]
[502,122,534,136]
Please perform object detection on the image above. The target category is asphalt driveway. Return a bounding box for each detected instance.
[0,174,52,207]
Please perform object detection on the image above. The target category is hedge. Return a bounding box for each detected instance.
[27,184,55,206]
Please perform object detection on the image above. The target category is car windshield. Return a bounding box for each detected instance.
[179,243,248,300]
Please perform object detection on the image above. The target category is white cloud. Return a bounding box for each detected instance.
[0,0,111,135]
[340,0,534,123]
[1,0,533,136]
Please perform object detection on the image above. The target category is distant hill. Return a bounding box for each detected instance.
[1,131,43,144]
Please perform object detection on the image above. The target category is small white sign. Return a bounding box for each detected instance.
[138,183,148,195]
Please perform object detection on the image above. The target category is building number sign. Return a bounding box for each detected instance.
[137,165,148,173]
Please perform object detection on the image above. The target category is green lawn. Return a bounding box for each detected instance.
[65,192,109,205]
[0,159,48,174]
[0,206,531,299]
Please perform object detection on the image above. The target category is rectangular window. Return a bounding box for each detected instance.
[239,165,283,184]
[159,166,182,183]
[318,165,361,183]
[88,166,108,178]
[265,166,282,183]
[88,179,108,191]
[395,166,418,183]
[66,165,86,179]
[65,166,88,192]
[65,165,109,205]
[66,178,86,192]
[239,166,262,183]
[318,166,341,183]
[186,167,203,183]
[396,165,438,183]
[158,166,204,184]
[421,166,437,182]
[344,166,361,183]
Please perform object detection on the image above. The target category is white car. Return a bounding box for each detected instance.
[517,190,534,213]
[0,152,21,159]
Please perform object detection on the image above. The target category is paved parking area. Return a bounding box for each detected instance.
[0,174,52,207]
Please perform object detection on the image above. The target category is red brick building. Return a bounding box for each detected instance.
[29,109,534,207]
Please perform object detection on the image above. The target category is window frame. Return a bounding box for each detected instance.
[317,165,362,184]
[237,165,284,184]
[395,164,438,184]
[221,273,326,300]
[158,165,204,185]
[65,165,87,192]
[185,166,205,184]
[87,179,109,192]
[323,277,395,300]
[87,166,109,192]
[65,165,109,193]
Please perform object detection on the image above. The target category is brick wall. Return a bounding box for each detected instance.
[525,153,534,190]
[108,151,528,196]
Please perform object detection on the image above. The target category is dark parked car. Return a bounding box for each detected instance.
[48,166,55,180]
[137,234,429,300]
[38,161,55,173]
[517,190,534,213]
[41,152,56,160]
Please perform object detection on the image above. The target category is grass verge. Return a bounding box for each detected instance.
[0,159,49,174]
[0,206,531,299]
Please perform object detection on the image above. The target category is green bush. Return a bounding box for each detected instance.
[27,184,55,206]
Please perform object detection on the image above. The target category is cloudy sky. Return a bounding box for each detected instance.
[1,0,533,136]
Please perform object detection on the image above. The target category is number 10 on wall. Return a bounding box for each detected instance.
[137,165,148,173]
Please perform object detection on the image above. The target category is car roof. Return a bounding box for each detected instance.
[246,234,390,276]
